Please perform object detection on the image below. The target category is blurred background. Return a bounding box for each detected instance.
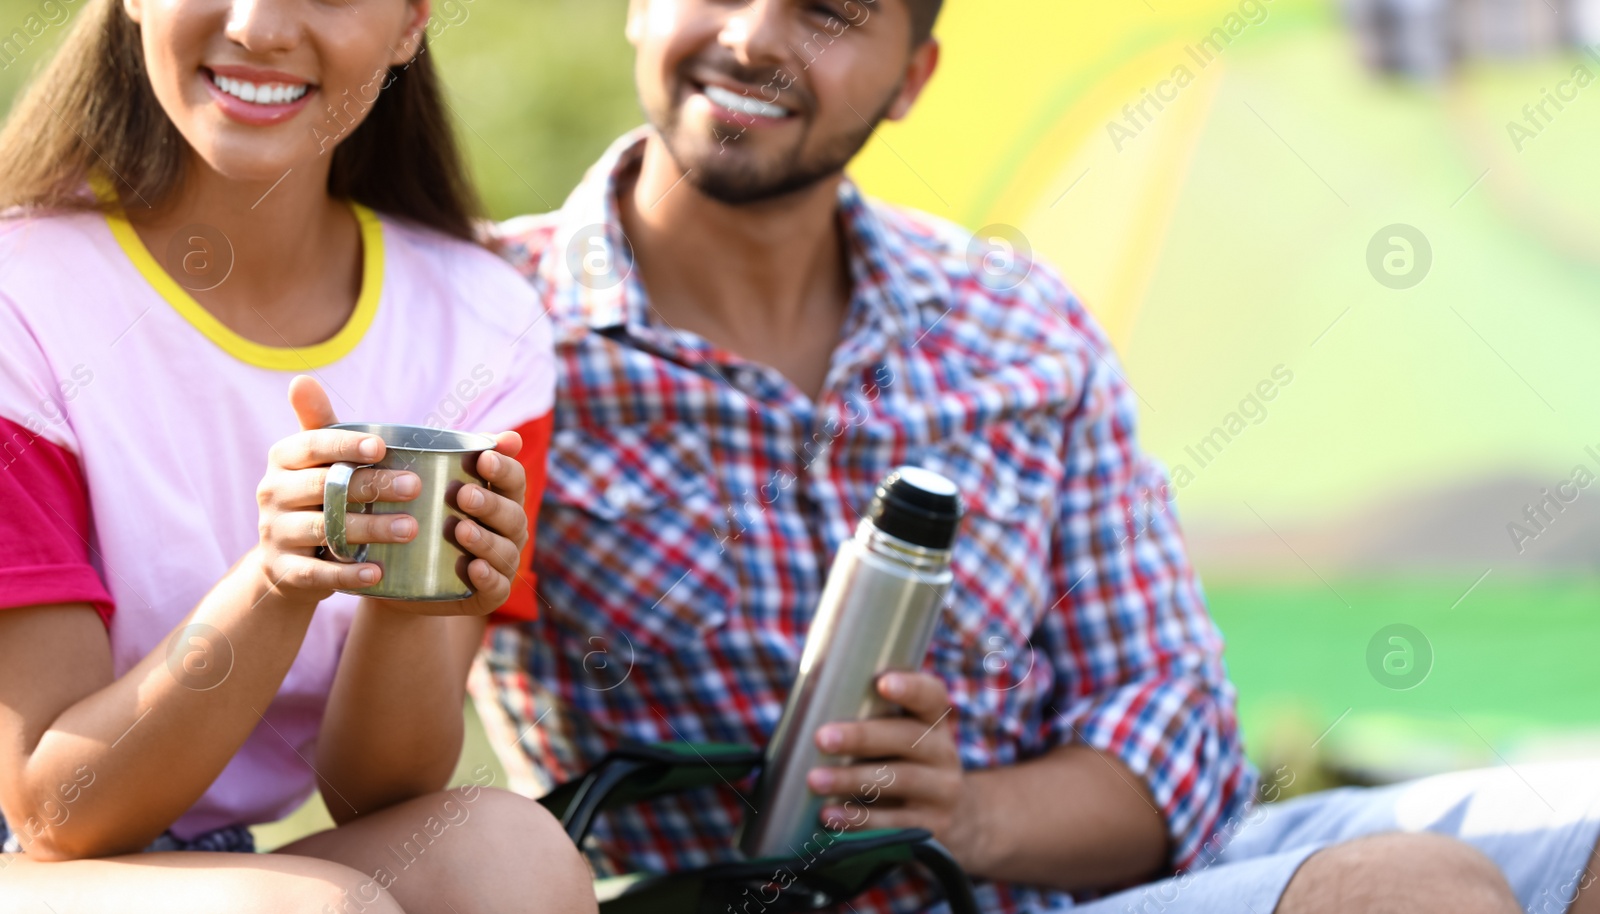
[5,0,1600,836]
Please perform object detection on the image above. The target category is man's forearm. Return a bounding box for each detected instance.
[961,744,1170,892]
[315,604,484,823]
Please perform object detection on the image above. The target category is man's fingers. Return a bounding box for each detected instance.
[877,672,952,725]
[287,375,340,432]
[269,428,385,471]
[820,805,926,834]
[809,762,959,807]
[816,716,957,765]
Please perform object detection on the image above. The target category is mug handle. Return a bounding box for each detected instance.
[323,461,374,564]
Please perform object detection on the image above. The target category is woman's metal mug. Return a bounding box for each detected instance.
[319,423,497,601]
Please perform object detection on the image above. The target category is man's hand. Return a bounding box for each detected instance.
[806,672,990,871]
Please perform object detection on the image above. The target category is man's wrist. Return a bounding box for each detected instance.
[955,767,1005,877]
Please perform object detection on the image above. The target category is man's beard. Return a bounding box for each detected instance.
[648,77,901,206]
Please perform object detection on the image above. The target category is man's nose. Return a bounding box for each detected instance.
[718,0,789,71]
[225,0,299,55]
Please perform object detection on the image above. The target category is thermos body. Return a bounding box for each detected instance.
[739,467,963,860]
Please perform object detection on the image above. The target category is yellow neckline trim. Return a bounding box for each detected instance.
[99,185,383,371]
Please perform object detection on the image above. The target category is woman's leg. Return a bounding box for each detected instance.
[275,787,596,914]
[0,850,404,914]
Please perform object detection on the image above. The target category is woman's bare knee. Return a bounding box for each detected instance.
[237,857,406,914]
[1278,832,1518,914]
[279,786,594,914]
[0,851,405,914]
[442,787,596,914]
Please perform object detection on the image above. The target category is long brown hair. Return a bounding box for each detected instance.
[0,0,483,241]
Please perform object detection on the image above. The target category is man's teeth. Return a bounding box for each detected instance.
[211,73,310,106]
[703,84,789,119]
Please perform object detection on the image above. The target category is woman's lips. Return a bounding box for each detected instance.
[201,68,317,127]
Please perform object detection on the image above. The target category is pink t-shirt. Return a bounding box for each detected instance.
[0,202,554,838]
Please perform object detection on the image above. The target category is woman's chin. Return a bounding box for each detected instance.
[192,141,317,193]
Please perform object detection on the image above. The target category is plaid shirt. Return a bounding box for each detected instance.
[483,129,1254,913]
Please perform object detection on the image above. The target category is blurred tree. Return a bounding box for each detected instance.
[428,0,641,218]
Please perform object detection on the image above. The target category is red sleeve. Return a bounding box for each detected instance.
[490,411,553,624]
[0,417,114,627]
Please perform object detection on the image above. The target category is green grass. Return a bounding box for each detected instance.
[1210,575,1600,770]
[250,700,506,852]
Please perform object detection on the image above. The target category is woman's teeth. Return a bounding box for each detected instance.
[703,84,790,119]
[210,73,310,106]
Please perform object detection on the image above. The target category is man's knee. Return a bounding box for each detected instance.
[1279,832,1518,914]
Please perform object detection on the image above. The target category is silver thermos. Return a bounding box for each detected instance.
[739,466,964,859]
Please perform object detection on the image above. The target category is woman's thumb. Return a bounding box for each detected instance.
[287,375,339,431]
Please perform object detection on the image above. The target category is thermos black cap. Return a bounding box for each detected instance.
[867,466,963,550]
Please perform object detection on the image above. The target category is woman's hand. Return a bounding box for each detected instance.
[379,426,530,618]
[253,376,420,605]
[255,375,529,616]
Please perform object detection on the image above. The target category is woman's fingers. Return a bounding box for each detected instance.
[286,468,420,508]
[265,491,518,558]
[453,518,520,579]
[475,447,527,502]
[456,483,526,544]
[462,556,512,606]
[268,510,418,550]
[489,430,525,461]
[288,375,341,432]
[267,553,381,593]
[340,469,419,505]
[268,428,384,472]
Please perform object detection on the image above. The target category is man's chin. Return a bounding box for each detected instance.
[649,127,813,206]
[685,165,837,207]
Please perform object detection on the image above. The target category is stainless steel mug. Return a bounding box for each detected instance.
[739,466,963,859]
[320,422,497,601]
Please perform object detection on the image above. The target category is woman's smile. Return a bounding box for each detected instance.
[201,64,318,127]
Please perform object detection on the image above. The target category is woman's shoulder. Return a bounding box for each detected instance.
[0,208,122,304]
[0,206,113,255]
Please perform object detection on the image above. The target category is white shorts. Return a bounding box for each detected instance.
[1066,760,1600,914]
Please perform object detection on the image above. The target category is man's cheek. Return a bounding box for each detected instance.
[641,0,692,43]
